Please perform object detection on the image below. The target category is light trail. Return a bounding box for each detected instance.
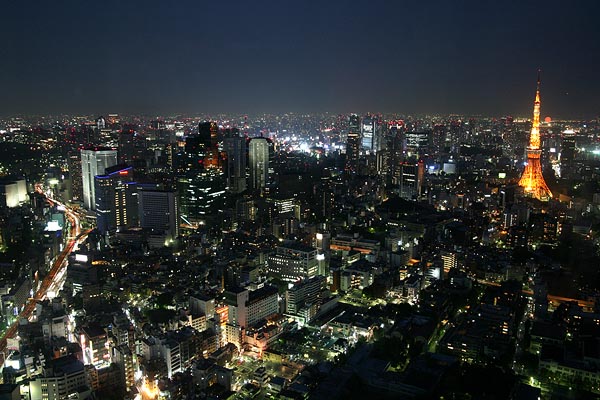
[0,192,89,364]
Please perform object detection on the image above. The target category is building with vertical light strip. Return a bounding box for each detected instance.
[249,137,270,192]
[81,147,118,210]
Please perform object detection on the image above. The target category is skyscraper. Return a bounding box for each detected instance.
[560,130,576,179]
[361,115,376,152]
[81,148,118,210]
[345,114,361,172]
[118,128,146,166]
[177,122,226,225]
[198,121,220,169]
[223,129,247,193]
[138,188,179,241]
[94,165,137,234]
[399,160,424,200]
[177,171,226,224]
[249,137,269,192]
[518,73,552,201]
[68,153,83,201]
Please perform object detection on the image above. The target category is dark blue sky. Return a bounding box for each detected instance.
[2,1,599,118]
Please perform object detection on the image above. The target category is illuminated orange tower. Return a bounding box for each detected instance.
[518,72,552,200]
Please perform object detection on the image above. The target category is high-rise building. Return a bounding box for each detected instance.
[96,116,106,130]
[518,72,552,201]
[180,121,221,174]
[560,130,576,179]
[138,188,179,241]
[118,128,147,166]
[224,285,279,329]
[112,345,135,393]
[81,148,118,210]
[267,241,319,281]
[285,275,325,315]
[432,124,447,153]
[345,114,361,172]
[404,131,431,154]
[94,165,137,234]
[178,125,227,225]
[399,160,424,200]
[223,130,247,193]
[183,134,207,169]
[387,121,405,185]
[441,251,458,272]
[68,153,83,201]
[177,170,226,224]
[361,115,376,152]
[249,137,269,192]
[0,177,27,208]
[198,121,220,169]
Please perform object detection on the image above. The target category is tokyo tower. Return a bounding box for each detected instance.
[518,72,552,201]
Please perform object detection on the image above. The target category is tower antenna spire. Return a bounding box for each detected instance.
[518,69,552,201]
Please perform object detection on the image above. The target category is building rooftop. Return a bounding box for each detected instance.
[279,240,316,253]
[249,285,278,303]
[45,355,84,376]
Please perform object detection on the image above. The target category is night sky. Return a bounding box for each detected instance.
[2,1,599,118]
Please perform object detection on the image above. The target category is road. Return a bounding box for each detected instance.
[0,194,88,365]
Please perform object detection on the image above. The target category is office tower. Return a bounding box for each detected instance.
[518,72,552,200]
[361,115,376,152]
[399,160,424,200]
[118,128,147,166]
[198,121,214,147]
[376,150,388,176]
[374,116,384,152]
[285,275,326,315]
[387,120,405,185]
[95,116,113,145]
[223,129,247,193]
[0,177,27,208]
[345,114,361,172]
[96,116,106,130]
[68,153,83,201]
[138,188,179,241]
[178,126,226,224]
[67,252,99,292]
[94,165,137,234]
[266,197,301,221]
[177,171,226,224]
[183,121,221,173]
[560,130,576,179]
[404,131,431,155]
[198,121,220,169]
[448,120,462,148]
[249,137,269,191]
[267,241,319,281]
[183,134,208,172]
[441,251,458,271]
[81,147,118,210]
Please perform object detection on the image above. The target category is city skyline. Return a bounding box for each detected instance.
[2,1,600,118]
